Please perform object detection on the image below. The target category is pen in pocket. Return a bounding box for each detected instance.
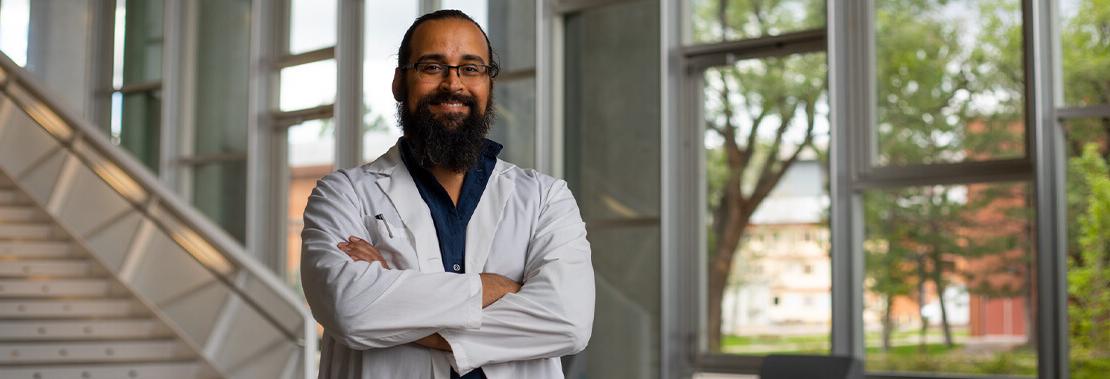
[374,214,394,238]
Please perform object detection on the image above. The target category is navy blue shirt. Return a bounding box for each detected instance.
[399,138,502,379]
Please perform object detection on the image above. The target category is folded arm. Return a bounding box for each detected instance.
[439,179,596,374]
[299,172,484,350]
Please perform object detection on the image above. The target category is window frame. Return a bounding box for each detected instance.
[668,0,1073,378]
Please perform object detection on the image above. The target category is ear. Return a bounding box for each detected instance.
[392,68,404,102]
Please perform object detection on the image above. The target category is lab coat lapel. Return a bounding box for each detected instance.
[373,147,440,273]
[465,161,514,273]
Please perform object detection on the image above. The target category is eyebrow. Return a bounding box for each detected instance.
[414,53,487,64]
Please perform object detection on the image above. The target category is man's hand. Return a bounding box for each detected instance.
[480,273,521,308]
[338,236,390,269]
[341,237,520,307]
[413,333,452,351]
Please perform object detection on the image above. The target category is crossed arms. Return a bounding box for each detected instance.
[299,172,594,374]
[337,236,522,351]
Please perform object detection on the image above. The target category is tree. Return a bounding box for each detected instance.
[696,0,826,351]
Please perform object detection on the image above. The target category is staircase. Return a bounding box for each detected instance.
[0,174,216,378]
[0,53,314,378]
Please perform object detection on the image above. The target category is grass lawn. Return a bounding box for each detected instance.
[721,331,1039,377]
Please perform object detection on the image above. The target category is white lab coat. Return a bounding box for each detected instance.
[300,143,595,379]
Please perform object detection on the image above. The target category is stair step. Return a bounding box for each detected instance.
[0,279,112,298]
[0,190,29,205]
[0,259,97,278]
[0,241,73,259]
[0,299,145,319]
[0,206,40,222]
[0,319,173,341]
[0,360,203,379]
[0,339,192,364]
[0,224,55,240]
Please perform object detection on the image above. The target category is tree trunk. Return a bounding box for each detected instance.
[918,258,928,352]
[882,293,894,352]
[706,177,749,351]
[934,278,954,347]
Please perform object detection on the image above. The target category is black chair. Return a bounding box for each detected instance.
[759,354,863,379]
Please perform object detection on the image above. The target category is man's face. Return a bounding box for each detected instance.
[392,18,496,172]
[394,18,492,125]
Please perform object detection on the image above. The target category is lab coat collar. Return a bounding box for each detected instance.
[367,140,517,273]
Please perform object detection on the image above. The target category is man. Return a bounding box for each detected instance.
[300,10,595,379]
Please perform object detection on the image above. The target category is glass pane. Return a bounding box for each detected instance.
[702,53,830,354]
[119,90,162,172]
[1062,118,1110,379]
[688,0,825,44]
[0,0,30,66]
[361,1,415,163]
[491,77,535,168]
[488,0,535,73]
[563,2,661,376]
[287,118,335,288]
[112,0,126,88]
[279,59,336,111]
[192,160,247,242]
[875,0,1025,165]
[193,0,250,157]
[121,0,164,84]
[863,182,1036,377]
[1059,0,1110,107]
[288,0,336,54]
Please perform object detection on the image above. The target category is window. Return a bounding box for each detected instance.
[687,0,830,360]
[687,0,825,44]
[114,0,165,172]
[1062,119,1110,379]
[0,0,29,66]
[288,0,336,54]
[700,48,830,357]
[863,182,1036,376]
[361,2,416,162]
[874,0,1025,166]
[279,0,338,286]
[1058,4,1110,376]
[285,118,335,288]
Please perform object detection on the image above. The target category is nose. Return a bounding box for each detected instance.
[438,67,466,93]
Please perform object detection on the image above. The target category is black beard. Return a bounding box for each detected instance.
[398,90,495,173]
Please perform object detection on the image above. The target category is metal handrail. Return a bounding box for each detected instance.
[0,52,314,355]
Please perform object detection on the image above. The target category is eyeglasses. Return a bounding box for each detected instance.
[400,62,499,84]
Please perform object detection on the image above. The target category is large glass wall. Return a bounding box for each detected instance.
[281,0,338,287]
[861,1,1037,376]
[1059,1,1110,378]
[688,0,831,358]
[873,0,1025,166]
[565,0,661,377]
[117,0,165,172]
[863,182,1036,376]
[702,53,831,355]
[187,0,252,243]
[361,1,416,162]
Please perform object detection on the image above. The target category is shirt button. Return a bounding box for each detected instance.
[452,263,462,272]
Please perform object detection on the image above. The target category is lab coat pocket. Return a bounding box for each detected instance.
[363,215,418,270]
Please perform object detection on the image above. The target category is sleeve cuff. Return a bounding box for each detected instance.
[463,273,483,329]
[441,328,475,374]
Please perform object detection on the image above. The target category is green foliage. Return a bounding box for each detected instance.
[1068,144,1110,373]
[1062,0,1110,106]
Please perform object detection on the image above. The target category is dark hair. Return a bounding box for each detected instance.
[397,9,499,73]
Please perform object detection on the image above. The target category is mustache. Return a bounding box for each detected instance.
[419,92,478,110]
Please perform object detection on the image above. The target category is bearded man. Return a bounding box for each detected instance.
[299,9,595,379]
